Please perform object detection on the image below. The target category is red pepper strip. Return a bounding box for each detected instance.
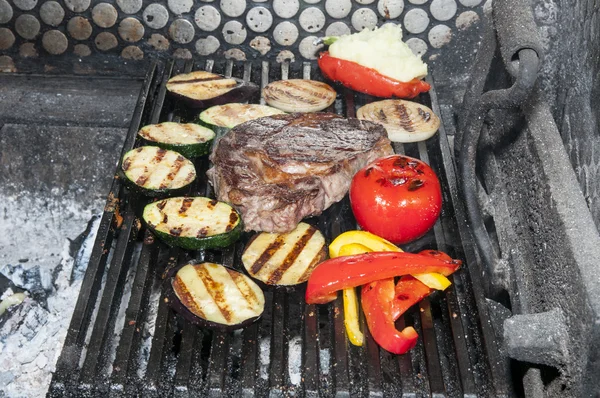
[362,250,452,354]
[362,278,419,354]
[391,250,452,320]
[305,251,461,304]
[318,51,431,99]
[391,276,432,321]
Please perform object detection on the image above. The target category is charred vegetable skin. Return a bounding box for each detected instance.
[166,71,259,109]
[361,250,451,354]
[350,155,442,245]
[356,100,440,143]
[170,262,265,330]
[305,250,461,304]
[318,52,431,99]
[262,79,337,113]
[143,197,243,250]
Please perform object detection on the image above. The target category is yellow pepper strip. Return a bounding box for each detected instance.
[412,273,452,291]
[336,243,374,346]
[329,230,398,258]
[342,284,364,346]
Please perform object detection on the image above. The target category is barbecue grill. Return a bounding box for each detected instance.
[1,0,598,395]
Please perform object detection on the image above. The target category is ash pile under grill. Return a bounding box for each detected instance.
[48,59,510,397]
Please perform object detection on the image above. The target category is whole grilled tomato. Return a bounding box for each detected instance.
[349,155,442,244]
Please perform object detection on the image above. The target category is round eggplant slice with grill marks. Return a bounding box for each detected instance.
[357,99,440,143]
[200,103,285,129]
[242,222,327,285]
[138,122,215,159]
[167,70,259,109]
[170,262,265,329]
[263,79,337,113]
[121,146,196,196]
[143,196,243,250]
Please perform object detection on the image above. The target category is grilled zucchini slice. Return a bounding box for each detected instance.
[199,103,285,131]
[167,71,259,109]
[138,122,215,158]
[171,262,265,329]
[121,146,196,196]
[242,222,327,285]
[263,79,337,113]
[356,99,440,143]
[143,197,242,250]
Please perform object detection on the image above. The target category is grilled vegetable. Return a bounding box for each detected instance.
[171,262,265,329]
[167,71,259,109]
[199,103,285,131]
[361,251,452,355]
[336,243,370,347]
[350,155,443,244]
[318,25,430,98]
[331,234,451,347]
[121,146,196,196]
[242,222,326,285]
[143,197,242,250]
[138,122,215,158]
[357,100,440,143]
[263,79,337,113]
[305,250,461,304]
[362,278,419,354]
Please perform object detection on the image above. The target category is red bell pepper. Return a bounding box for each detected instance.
[318,51,431,99]
[305,251,461,304]
[362,250,452,354]
[362,278,419,354]
[391,276,433,321]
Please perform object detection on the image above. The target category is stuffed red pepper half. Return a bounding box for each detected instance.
[318,24,431,99]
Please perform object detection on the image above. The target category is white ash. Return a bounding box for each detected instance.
[319,348,330,375]
[287,335,302,385]
[0,212,101,397]
[259,336,271,380]
[136,281,162,380]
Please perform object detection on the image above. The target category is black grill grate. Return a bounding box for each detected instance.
[49,60,509,397]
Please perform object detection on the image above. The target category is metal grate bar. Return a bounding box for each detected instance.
[110,232,158,392]
[173,323,198,397]
[240,321,259,397]
[396,317,417,397]
[331,295,351,396]
[416,141,446,396]
[79,210,138,387]
[144,249,177,393]
[363,314,384,397]
[304,301,320,397]
[269,289,288,394]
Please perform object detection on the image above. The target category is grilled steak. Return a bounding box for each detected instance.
[207,113,394,232]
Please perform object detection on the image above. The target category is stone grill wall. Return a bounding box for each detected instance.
[0,0,484,71]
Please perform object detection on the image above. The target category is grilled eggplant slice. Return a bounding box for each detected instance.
[121,146,196,196]
[356,99,440,143]
[242,222,327,285]
[143,196,242,249]
[200,103,285,129]
[138,122,215,158]
[171,262,265,329]
[167,71,259,109]
[263,79,337,113]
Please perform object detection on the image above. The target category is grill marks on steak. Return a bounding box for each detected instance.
[207,113,393,232]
